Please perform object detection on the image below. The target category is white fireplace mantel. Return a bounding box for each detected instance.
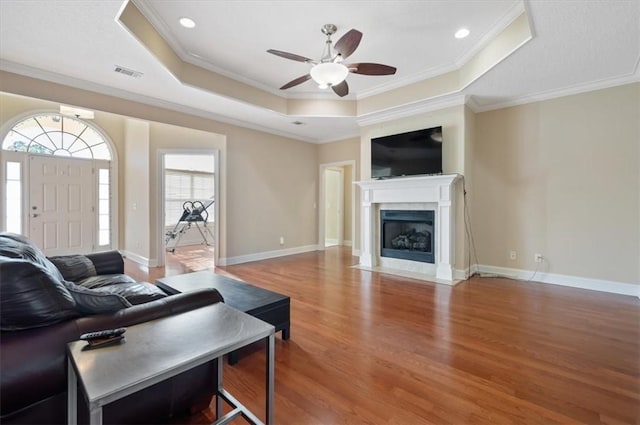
[356,174,461,284]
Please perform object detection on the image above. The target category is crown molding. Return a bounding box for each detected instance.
[471,68,640,113]
[356,94,468,127]
[0,60,317,143]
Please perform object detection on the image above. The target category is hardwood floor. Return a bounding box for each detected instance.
[127,246,640,424]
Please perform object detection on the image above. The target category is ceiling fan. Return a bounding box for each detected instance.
[267,24,397,97]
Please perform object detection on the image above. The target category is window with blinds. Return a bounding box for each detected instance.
[164,169,215,226]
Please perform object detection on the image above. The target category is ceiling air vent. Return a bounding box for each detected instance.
[114,65,143,78]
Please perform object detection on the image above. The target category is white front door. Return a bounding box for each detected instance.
[29,155,94,255]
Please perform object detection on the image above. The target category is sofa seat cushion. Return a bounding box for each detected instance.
[48,255,97,282]
[0,258,79,331]
[93,282,167,305]
[78,274,137,289]
[62,281,132,315]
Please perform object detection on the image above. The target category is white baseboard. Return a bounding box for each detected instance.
[343,240,353,247]
[454,264,481,281]
[121,250,158,268]
[477,264,640,297]
[352,248,361,256]
[218,244,319,266]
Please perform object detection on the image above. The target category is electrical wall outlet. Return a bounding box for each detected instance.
[279,236,285,245]
[534,253,543,263]
[509,250,517,260]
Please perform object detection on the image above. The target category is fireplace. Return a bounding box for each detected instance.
[357,174,461,283]
[381,210,434,263]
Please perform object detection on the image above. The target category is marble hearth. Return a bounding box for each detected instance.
[356,174,461,284]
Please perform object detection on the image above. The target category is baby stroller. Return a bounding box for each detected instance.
[165,199,215,253]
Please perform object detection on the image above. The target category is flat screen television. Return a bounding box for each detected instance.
[371,126,443,179]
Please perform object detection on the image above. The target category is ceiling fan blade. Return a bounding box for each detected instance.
[280,74,312,90]
[332,80,349,97]
[267,49,314,63]
[348,63,397,76]
[334,29,362,59]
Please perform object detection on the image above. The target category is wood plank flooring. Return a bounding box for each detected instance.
[127,246,640,424]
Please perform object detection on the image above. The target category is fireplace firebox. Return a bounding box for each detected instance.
[381,210,435,263]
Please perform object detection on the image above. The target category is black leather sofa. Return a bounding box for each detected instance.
[0,233,224,424]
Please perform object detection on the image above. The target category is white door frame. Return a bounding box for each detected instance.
[156,149,220,267]
[318,160,356,251]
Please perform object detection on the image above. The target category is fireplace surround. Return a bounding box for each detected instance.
[356,174,461,284]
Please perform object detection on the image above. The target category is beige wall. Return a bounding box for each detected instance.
[223,129,317,258]
[472,83,639,285]
[0,73,319,264]
[3,71,637,287]
[124,119,150,258]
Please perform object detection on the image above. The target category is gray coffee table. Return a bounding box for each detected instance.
[157,271,290,364]
[67,303,275,425]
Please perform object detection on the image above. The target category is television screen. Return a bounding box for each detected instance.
[371,126,443,179]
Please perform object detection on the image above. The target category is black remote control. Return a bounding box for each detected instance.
[80,328,126,341]
[86,335,125,349]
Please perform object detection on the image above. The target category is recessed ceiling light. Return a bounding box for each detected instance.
[179,17,196,29]
[455,28,470,39]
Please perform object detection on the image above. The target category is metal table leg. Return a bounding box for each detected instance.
[68,358,77,425]
[266,333,274,425]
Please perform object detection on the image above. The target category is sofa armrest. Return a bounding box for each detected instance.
[75,288,224,332]
[85,250,124,275]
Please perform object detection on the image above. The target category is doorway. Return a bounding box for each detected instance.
[324,167,343,247]
[1,111,118,254]
[318,160,356,250]
[158,150,219,270]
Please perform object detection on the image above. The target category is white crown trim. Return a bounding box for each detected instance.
[0,60,317,143]
[471,67,640,113]
[356,94,468,127]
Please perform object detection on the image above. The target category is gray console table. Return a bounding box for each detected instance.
[67,303,275,425]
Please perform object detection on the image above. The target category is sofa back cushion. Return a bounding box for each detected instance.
[48,255,97,282]
[0,233,64,281]
[0,258,79,331]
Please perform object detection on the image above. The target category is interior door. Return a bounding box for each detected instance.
[29,155,94,255]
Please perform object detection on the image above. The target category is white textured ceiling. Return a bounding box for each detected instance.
[0,0,638,143]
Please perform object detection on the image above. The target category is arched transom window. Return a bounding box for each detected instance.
[2,114,112,160]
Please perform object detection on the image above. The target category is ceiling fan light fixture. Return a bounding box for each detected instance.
[310,62,349,88]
